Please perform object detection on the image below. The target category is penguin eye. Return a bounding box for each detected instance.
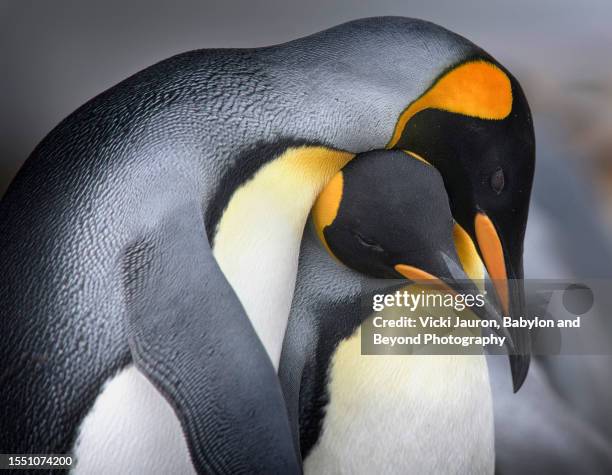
[353,232,384,252]
[490,167,505,195]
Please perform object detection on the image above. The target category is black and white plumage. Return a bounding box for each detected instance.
[1,17,534,473]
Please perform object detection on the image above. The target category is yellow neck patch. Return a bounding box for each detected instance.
[214,146,354,254]
[387,60,513,148]
[212,145,353,365]
[312,171,344,256]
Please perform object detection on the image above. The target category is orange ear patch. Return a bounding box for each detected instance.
[388,60,513,148]
[313,172,344,255]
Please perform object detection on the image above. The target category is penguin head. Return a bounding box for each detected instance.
[387,59,535,389]
[389,60,535,311]
[313,150,456,282]
[312,149,512,347]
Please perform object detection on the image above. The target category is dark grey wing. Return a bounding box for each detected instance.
[279,223,376,460]
[278,316,310,461]
[122,201,299,474]
[279,225,344,459]
[278,270,317,460]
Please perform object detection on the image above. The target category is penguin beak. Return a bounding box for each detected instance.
[474,213,509,313]
[474,212,530,392]
[394,257,514,352]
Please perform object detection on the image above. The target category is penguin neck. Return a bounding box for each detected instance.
[304,304,495,473]
[212,146,354,368]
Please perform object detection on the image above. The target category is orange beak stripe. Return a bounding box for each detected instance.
[394,264,455,295]
[474,213,509,315]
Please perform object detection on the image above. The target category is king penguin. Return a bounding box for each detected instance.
[0,17,533,473]
[280,150,512,474]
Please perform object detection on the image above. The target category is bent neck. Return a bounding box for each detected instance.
[212,146,354,367]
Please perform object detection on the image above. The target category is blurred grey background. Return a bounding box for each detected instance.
[1,0,611,201]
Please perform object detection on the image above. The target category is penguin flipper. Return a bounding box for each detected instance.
[122,202,299,474]
[278,301,312,459]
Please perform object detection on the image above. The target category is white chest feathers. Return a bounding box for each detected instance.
[72,365,195,475]
[212,146,353,368]
[304,326,495,475]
